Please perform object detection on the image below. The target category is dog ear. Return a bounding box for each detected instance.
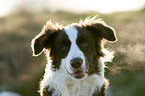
[31,33,47,56]
[31,31,58,56]
[31,21,61,56]
[31,21,55,56]
[86,22,117,42]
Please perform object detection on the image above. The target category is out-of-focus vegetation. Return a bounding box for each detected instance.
[0,7,145,96]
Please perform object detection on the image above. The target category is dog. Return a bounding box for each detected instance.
[31,16,117,96]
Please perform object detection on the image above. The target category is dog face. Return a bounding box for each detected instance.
[31,17,117,80]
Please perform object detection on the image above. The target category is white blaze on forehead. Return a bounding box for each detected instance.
[64,26,78,43]
[64,26,81,58]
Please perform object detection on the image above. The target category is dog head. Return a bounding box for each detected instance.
[31,17,117,80]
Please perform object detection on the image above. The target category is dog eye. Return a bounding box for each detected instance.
[60,46,68,51]
[81,42,89,47]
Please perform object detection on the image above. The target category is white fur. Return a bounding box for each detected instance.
[42,58,104,96]
[63,27,86,77]
[41,26,105,96]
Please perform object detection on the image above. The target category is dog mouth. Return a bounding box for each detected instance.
[71,71,85,79]
[67,70,88,79]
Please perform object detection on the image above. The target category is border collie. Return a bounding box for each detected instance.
[31,16,117,96]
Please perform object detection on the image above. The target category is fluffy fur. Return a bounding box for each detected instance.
[31,16,117,96]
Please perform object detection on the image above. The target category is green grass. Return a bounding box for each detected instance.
[0,8,145,96]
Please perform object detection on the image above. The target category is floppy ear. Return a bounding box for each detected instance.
[31,33,47,56]
[87,22,117,42]
[31,21,62,56]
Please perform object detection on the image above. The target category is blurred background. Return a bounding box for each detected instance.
[0,0,145,96]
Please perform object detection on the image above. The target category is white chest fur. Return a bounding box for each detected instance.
[42,58,105,96]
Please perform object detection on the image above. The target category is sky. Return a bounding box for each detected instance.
[0,0,145,17]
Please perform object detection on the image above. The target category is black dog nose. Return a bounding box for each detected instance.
[70,58,83,68]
